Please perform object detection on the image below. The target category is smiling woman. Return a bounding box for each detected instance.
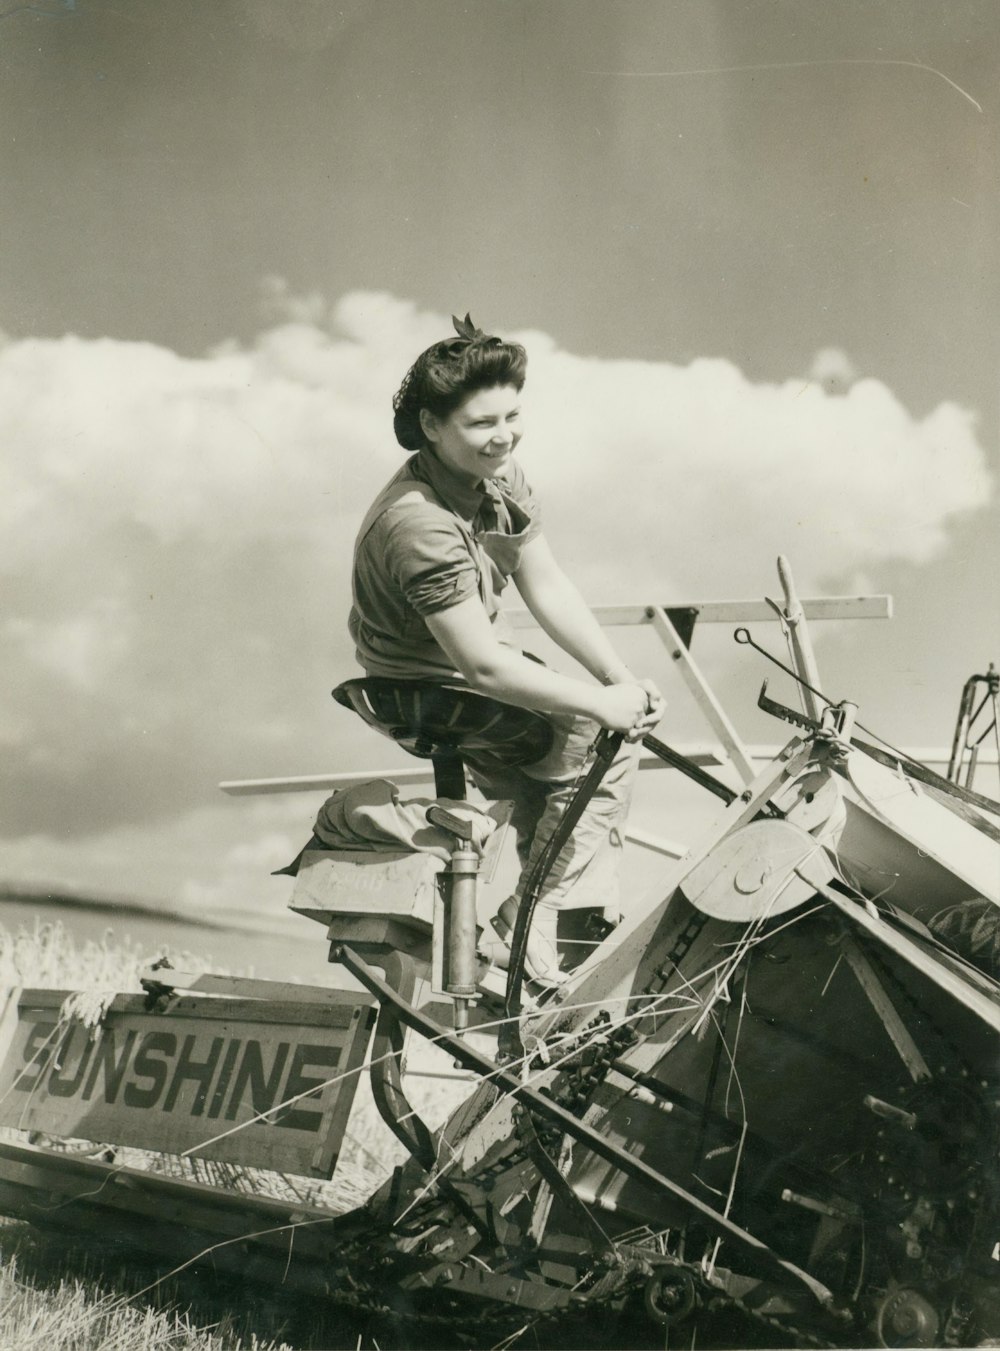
[422,383,523,484]
[346,314,665,983]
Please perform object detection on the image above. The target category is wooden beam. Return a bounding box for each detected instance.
[839,934,931,1082]
[219,767,433,795]
[507,595,892,629]
[649,605,756,784]
[218,746,732,796]
[137,970,377,1006]
[801,873,1000,1035]
[775,555,824,723]
[219,745,996,797]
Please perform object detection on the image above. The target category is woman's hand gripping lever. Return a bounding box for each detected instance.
[599,678,665,742]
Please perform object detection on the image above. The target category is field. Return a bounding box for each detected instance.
[0,918,463,1351]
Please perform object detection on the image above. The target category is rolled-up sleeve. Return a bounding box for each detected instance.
[383,507,479,616]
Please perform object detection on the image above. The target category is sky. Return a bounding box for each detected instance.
[1,0,997,920]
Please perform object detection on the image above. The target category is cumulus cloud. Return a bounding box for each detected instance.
[516,341,988,600]
[0,291,992,904]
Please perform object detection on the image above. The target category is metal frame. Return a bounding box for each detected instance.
[333,942,834,1307]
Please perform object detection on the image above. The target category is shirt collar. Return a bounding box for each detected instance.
[413,448,502,521]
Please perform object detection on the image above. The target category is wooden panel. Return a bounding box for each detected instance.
[291,849,441,925]
[0,989,376,1178]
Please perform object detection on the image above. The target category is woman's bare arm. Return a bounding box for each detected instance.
[512,534,665,729]
[512,534,634,681]
[424,595,651,735]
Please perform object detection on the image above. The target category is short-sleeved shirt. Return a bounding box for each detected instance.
[349,448,542,680]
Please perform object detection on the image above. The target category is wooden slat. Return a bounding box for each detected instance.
[15,988,370,1029]
[219,746,997,796]
[136,971,377,1005]
[802,876,1000,1034]
[218,746,734,797]
[219,766,432,795]
[649,605,756,784]
[775,555,825,723]
[839,935,932,1082]
[508,595,893,628]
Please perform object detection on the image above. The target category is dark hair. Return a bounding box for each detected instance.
[392,318,527,452]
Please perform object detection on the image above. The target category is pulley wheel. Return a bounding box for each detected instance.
[874,1288,940,1348]
[643,1267,696,1326]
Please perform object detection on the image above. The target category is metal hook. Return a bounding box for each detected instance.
[734,626,830,705]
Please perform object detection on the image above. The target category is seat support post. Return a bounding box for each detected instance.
[427,804,482,1034]
[444,843,480,1033]
[431,750,466,800]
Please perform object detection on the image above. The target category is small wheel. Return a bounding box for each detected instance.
[643,1267,697,1326]
[874,1288,940,1348]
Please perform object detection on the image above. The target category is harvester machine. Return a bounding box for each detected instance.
[0,560,997,1349]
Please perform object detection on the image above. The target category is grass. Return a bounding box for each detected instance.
[0,1242,295,1351]
[0,918,176,992]
[0,1216,387,1350]
[0,917,443,1350]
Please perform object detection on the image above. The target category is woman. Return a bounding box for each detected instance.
[349,314,664,982]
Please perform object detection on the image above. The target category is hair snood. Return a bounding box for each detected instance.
[392,312,527,451]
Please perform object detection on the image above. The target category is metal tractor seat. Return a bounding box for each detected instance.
[331,676,554,798]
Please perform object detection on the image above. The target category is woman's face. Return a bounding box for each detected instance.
[421,384,523,485]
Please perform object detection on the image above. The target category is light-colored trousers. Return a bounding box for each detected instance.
[463,712,640,919]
